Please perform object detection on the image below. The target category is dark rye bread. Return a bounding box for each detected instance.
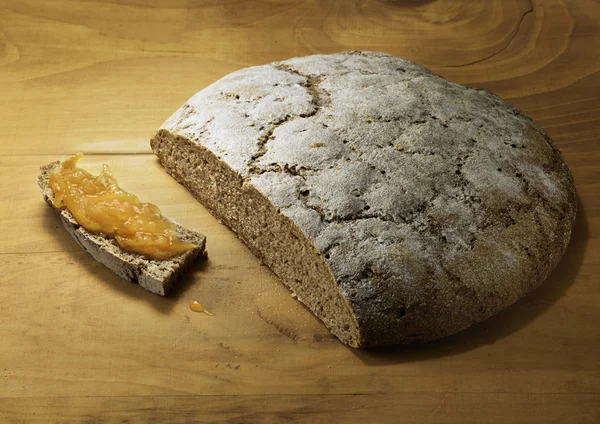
[38,161,206,296]
[151,51,577,347]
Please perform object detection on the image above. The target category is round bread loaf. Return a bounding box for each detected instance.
[151,51,577,347]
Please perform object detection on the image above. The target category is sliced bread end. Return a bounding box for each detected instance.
[38,161,207,296]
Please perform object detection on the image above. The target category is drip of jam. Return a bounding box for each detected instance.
[189,300,214,316]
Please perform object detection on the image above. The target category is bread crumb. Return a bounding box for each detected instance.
[309,142,326,148]
[394,145,404,151]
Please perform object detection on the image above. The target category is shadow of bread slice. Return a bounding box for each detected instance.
[38,160,206,296]
[151,51,577,347]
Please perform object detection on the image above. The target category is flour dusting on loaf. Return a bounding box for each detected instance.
[151,51,577,347]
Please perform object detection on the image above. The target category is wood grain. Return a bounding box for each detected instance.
[1,394,598,424]
[0,0,598,422]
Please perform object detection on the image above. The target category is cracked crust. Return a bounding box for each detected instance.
[151,51,577,346]
[38,161,207,296]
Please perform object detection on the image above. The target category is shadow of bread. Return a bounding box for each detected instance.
[168,254,209,302]
[351,197,587,363]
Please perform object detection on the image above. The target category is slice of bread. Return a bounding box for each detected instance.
[38,160,206,296]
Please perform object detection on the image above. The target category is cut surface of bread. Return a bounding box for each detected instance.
[151,51,577,347]
[38,161,206,296]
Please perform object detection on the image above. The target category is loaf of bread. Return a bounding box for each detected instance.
[151,51,577,347]
[38,161,206,296]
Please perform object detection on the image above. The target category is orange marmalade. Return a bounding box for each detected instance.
[49,154,196,260]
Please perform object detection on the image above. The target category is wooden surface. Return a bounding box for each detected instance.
[1,0,599,422]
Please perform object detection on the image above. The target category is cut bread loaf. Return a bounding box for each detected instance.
[151,51,577,347]
[38,161,206,296]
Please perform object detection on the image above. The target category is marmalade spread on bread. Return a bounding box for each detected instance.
[49,154,196,260]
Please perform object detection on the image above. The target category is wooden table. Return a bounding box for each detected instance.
[1,1,598,422]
